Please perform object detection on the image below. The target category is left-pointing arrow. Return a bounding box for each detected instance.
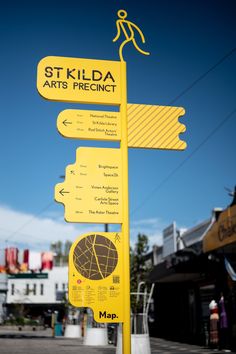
[63,119,72,126]
[59,188,70,196]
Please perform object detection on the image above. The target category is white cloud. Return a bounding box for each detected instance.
[130,217,165,248]
[132,218,162,227]
[0,204,104,251]
[0,204,174,252]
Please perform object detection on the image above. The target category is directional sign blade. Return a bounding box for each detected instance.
[57,109,121,141]
[127,104,187,150]
[55,147,122,223]
[69,232,124,323]
[37,56,121,105]
[56,104,186,151]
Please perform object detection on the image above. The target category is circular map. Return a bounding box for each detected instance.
[73,234,118,280]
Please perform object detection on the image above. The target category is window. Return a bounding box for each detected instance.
[33,284,36,295]
[62,283,65,290]
[40,284,44,296]
[11,284,15,296]
[55,283,58,292]
[26,284,29,295]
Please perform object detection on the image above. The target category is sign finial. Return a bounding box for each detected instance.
[113,9,150,61]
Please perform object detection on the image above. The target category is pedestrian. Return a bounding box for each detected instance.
[219,294,231,352]
[209,300,219,349]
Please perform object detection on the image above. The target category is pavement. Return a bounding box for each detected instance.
[151,337,233,354]
[0,327,234,354]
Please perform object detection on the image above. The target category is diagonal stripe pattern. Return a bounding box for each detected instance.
[127,103,187,150]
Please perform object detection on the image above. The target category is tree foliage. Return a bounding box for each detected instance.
[130,233,151,312]
[50,240,72,265]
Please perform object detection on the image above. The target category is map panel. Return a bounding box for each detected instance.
[69,232,124,323]
[73,234,118,280]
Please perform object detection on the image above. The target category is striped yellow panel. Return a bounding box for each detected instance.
[127,104,187,150]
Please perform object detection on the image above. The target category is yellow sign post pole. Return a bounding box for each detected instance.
[120,61,131,354]
[37,9,187,354]
[113,9,151,351]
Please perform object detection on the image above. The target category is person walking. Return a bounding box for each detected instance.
[219,294,231,352]
[209,300,219,350]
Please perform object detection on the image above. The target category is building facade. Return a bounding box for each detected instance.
[0,274,7,323]
[6,266,68,323]
[148,197,236,351]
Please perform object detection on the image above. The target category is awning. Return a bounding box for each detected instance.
[203,204,236,253]
[149,246,208,284]
[224,257,236,281]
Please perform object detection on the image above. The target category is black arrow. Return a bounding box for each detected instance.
[62,119,72,126]
[59,188,70,196]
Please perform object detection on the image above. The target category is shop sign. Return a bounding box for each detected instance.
[203,204,236,252]
[8,273,48,279]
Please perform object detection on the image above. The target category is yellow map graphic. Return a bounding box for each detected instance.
[73,234,118,280]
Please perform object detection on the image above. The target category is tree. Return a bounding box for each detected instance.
[50,240,72,265]
[64,240,72,259]
[130,233,151,312]
[50,241,63,257]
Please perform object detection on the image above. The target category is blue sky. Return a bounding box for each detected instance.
[0,0,235,250]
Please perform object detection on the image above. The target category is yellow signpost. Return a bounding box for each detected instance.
[57,109,121,141]
[69,232,124,323]
[37,8,187,354]
[37,56,121,105]
[119,60,130,354]
[55,147,122,223]
[127,103,186,150]
[57,105,186,149]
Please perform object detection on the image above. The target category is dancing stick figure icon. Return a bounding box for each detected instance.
[113,9,150,61]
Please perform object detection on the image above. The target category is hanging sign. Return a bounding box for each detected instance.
[55,147,122,223]
[57,109,121,141]
[69,232,124,322]
[37,56,121,105]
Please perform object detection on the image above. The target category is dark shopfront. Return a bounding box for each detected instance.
[149,205,236,351]
[203,201,236,351]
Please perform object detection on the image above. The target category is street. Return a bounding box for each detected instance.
[0,328,234,354]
